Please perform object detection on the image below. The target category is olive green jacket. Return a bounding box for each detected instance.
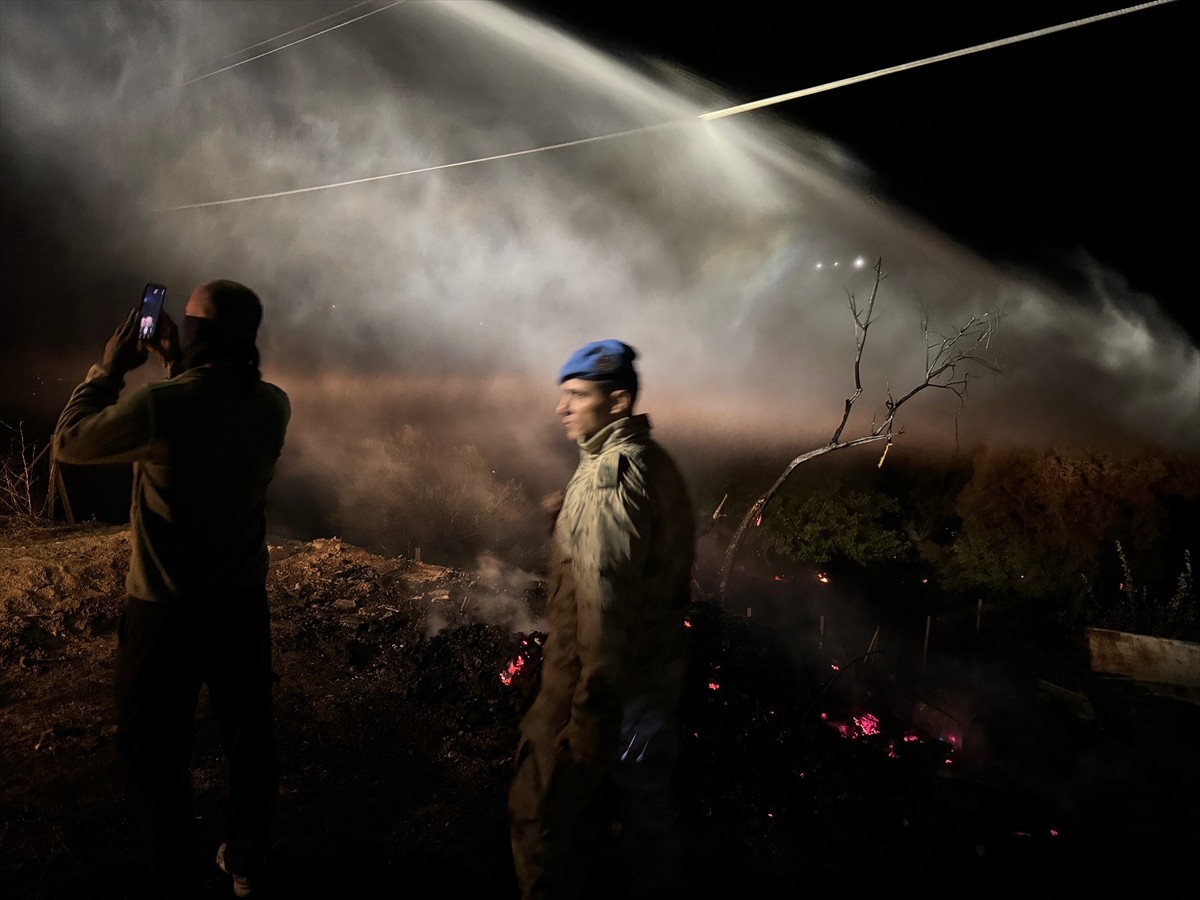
[53,362,290,603]
[529,414,695,762]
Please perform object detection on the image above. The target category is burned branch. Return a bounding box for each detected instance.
[714,259,1000,606]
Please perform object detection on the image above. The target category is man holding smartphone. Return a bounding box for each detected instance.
[54,280,291,899]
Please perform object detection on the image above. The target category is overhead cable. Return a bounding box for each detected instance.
[156,0,1174,211]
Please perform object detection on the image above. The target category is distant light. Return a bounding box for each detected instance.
[832,261,840,267]
[854,256,866,268]
[815,262,823,269]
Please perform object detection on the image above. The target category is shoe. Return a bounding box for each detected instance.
[215,842,262,898]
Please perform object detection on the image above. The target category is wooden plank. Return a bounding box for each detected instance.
[1086,627,1200,690]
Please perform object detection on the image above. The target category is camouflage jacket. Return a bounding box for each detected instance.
[541,413,695,758]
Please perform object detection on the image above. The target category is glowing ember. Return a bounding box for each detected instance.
[707,682,720,691]
[500,653,525,686]
[827,720,856,738]
[854,713,880,735]
[500,637,540,686]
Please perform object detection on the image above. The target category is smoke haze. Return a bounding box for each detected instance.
[2,0,1197,552]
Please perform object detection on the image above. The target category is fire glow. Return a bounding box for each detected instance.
[500,654,525,686]
[821,710,887,740]
[500,636,541,686]
[820,711,943,756]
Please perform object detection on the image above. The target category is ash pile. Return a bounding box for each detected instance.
[262,538,1199,892]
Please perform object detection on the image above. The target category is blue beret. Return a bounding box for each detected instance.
[558,339,638,383]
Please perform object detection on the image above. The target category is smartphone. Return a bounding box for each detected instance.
[137,283,167,341]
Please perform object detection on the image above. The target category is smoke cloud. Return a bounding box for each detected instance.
[2,0,1196,550]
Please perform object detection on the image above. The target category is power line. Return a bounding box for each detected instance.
[155,0,1174,212]
[197,1,377,70]
[155,123,677,212]
[157,0,406,94]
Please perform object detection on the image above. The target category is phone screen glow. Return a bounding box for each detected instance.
[139,284,166,340]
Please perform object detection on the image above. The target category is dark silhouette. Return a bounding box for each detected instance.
[54,279,290,899]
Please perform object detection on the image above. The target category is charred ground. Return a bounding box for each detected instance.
[1,515,1197,899]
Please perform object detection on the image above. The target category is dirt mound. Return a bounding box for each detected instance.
[2,517,1198,898]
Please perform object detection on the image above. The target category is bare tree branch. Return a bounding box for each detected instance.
[713,259,1001,606]
[0,420,52,520]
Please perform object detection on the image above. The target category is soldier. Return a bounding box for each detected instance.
[509,339,696,899]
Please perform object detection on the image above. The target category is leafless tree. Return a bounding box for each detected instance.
[0,420,52,520]
[714,259,1001,606]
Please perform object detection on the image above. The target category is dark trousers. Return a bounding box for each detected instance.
[509,703,683,900]
[114,587,277,885]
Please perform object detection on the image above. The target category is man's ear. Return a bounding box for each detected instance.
[608,389,632,417]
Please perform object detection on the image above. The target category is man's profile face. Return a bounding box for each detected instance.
[556,378,625,442]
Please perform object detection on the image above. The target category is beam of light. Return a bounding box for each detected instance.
[156,0,407,94]
[699,0,1174,120]
[153,0,1174,212]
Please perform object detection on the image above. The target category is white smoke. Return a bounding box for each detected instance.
[1,1,1196,544]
